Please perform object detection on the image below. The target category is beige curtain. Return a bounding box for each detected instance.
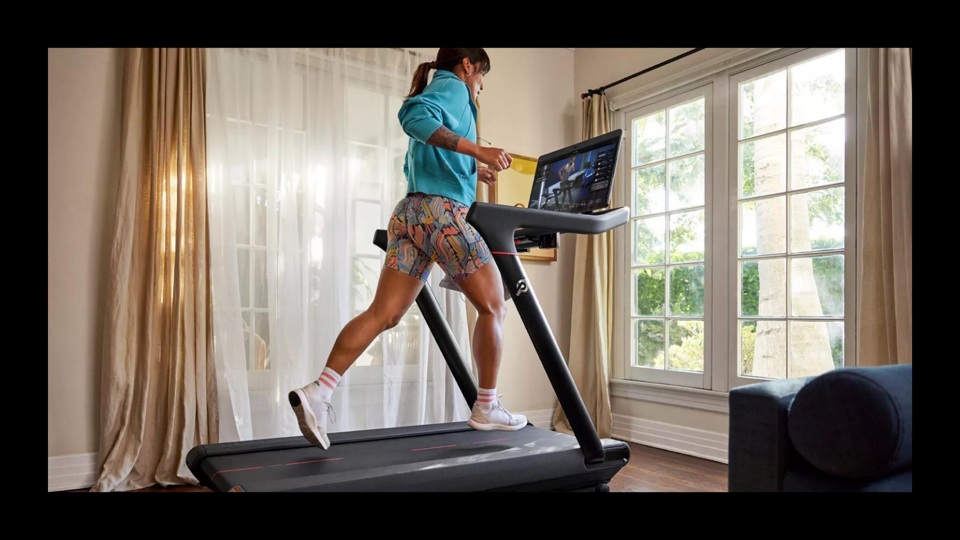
[857,49,912,367]
[92,48,216,492]
[553,93,614,438]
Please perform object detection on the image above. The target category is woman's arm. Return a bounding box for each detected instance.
[427,125,511,171]
[399,88,512,171]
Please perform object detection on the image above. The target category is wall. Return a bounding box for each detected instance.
[48,47,123,457]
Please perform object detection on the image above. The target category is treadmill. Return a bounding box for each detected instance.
[187,129,630,492]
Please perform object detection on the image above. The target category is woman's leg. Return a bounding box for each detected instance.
[289,266,424,450]
[324,266,425,375]
[454,260,508,389]
[456,260,526,430]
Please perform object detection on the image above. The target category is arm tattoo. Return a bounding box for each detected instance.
[426,126,461,151]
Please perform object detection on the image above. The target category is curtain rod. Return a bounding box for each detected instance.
[581,48,706,99]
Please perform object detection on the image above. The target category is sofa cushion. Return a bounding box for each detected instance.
[788,365,911,478]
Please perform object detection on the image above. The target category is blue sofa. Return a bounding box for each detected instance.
[728,365,912,492]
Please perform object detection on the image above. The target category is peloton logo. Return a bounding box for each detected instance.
[515,278,529,296]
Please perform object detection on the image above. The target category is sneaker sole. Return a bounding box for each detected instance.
[288,389,331,449]
[467,417,528,431]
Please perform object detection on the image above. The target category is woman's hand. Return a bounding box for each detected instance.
[478,167,497,186]
[477,147,513,171]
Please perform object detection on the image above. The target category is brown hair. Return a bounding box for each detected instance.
[405,48,491,99]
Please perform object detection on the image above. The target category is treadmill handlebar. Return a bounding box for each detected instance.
[466,203,628,251]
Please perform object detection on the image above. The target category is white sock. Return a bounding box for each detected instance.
[315,367,341,402]
[477,387,497,410]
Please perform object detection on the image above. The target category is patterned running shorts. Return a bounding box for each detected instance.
[384,192,492,284]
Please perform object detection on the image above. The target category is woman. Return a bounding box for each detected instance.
[289,48,525,450]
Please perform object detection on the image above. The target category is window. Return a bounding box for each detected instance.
[213,52,423,376]
[618,48,856,392]
[732,49,853,383]
[344,84,422,368]
[624,87,711,388]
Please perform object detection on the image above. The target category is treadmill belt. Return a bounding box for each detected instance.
[189,423,627,492]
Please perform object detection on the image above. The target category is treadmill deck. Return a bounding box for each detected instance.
[188,422,629,492]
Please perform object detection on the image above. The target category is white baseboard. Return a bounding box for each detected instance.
[612,414,728,464]
[49,453,99,492]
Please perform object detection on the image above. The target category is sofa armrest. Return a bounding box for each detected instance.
[728,377,814,492]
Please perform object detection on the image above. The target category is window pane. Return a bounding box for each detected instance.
[353,257,381,313]
[353,201,382,256]
[346,86,386,145]
[291,72,305,131]
[237,249,250,308]
[669,98,705,158]
[634,111,666,167]
[669,264,704,317]
[790,187,845,253]
[740,259,786,317]
[790,118,844,190]
[789,321,844,377]
[251,61,270,125]
[290,131,306,182]
[233,186,250,245]
[348,144,384,201]
[790,50,845,127]
[241,311,252,369]
[668,154,705,211]
[740,70,786,139]
[255,188,268,247]
[253,126,268,185]
[254,250,268,308]
[740,320,786,378]
[739,134,786,198]
[668,320,704,373]
[634,216,666,265]
[634,164,666,216]
[635,319,665,369]
[740,197,786,256]
[670,209,705,264]
[356,334,382,367]
[388,96,408,152]
[253,312,271,371]
[296,189,305,238]
[634,268,665,316]
[791,255,844,317]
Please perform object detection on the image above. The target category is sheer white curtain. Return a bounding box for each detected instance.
[206,48,473,442]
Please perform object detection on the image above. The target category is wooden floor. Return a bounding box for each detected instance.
[608,442,727,492]
[73,442,727,493]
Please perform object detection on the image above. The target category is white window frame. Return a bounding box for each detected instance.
[612,48,858,397]
[618,85,714,389]
[727,47,857,389]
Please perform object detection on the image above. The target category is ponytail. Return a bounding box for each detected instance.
[405,60,437,99]
[405,49,490,100]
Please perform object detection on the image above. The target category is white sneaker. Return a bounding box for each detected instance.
[467,395,528,431]
[288,382,337,449]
